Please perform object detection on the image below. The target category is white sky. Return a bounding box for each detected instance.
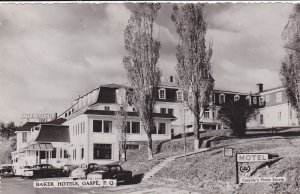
[0,3,294,123]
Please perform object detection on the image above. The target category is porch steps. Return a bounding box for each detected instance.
[142,148,209,181]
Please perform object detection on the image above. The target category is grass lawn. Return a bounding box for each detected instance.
[122,128,300,193]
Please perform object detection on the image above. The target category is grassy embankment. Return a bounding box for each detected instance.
[121,128,300,194]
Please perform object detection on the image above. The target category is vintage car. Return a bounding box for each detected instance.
[23,164,64,178]
[0,164,15,177]
[20,166,32,177]
[87,164,132,183]
[63,164,78,177]
[70,163,98,179]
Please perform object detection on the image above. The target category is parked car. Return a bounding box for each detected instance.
[63,164,78,177]
[20,166,32,177]
[23,164,64,178]
[87,164,132,183]
[0,164,15,177]
[70,163,98,179]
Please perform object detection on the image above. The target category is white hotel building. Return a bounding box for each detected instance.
[12,77,299,172]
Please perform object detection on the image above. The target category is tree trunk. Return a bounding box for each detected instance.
[147,133,153,160]
[194,114,200,151]
[121,142,127,161]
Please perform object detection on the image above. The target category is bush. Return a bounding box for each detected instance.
[217,99,258,137]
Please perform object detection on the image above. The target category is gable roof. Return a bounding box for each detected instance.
[35,125,70,143]
[17,118,67,132]
[17,122,41,132]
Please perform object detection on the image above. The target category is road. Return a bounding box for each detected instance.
[1,177,200,194]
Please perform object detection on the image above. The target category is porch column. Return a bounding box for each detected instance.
[200,124,203,131]
[209,109,213,119]
[216,125,218,130]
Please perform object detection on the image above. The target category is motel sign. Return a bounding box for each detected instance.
[235,153,275,184]
[237,154,269,163]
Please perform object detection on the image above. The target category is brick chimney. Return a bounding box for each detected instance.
[257,83,263,93]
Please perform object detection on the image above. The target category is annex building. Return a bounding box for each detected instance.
[12,76,299,174]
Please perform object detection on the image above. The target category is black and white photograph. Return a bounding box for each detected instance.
[1,1,300,193]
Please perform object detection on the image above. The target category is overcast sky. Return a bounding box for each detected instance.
[0,3,294,124]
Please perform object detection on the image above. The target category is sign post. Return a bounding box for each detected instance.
[236,153,269,184]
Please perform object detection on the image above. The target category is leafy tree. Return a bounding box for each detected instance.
[280,5,300,118]
[172,4,214,151]
[123,3,161,160]
[217,99,258,137]
[0,122,18,140]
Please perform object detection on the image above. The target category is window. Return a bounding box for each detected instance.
[176,90,183,101]
[266,95,270,103]
[51,148,56,158]
[158,88,166,99]
[103,121,112,133]
[126,144,140,150]
[260,114,264,125]
[259,97,264,106]
[278,112,282,121]
[152,125,157,134]
[60,148,63,158]
[126,122,131,133]
[120,107,124,111]
[132,122,140,134]
[253,97,257,105]
[104,106,110,111]
[204,111,210,118]
[234,95,240,101]
[168,109,174,116]
[276,92,282,103]
[132,108,136,112]
[93,144,112,159]
[22,132,27,143]
[219,93,225,104]
[158,123,166,134]
[64,149,68,158]
[160,108,166,114]
[246,96,251,105]
[81,148,84,159]
[83,122,85,134]
[93,120,102,132]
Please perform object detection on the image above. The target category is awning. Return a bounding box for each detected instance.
[21,143,54,151]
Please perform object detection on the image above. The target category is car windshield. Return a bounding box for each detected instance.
[1,166,12,169]
[97,166,109,171]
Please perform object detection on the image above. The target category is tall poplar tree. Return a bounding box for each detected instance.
[172,4,214,151]
[280,5,300,118]
[123,3,161,160]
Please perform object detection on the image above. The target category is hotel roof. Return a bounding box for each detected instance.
[35,124,70,143]
[17,118,67,132]
[17,122,41,132]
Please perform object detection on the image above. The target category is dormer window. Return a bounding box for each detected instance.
[253,97,257,105]
[234,95,240,101]
[219,93,225,104]
[158,88,166,99]
[176,90,183,101]
[259,97,264,106]
[246,96,251,105]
